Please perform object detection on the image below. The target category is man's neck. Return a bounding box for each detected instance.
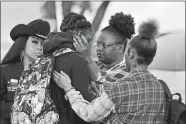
[130,64,148,72]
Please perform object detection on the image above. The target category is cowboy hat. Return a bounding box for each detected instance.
[10,19,50,41]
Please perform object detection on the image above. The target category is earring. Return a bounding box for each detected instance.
[20,50,24,62]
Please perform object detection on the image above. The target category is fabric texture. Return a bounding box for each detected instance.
[89,60,128,98]
[46,48,93,123]
[105,70,169,124]
[65,89,115,123]
[0,62,24,123]
[43,32,74,54]
[11,48,75,124]
[65,70,169,124]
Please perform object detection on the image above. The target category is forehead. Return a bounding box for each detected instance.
[97,31,115,44]
[27,36,44,42]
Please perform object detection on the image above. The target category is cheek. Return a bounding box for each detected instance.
[24,48,31,58]
[105,47,117,55]
[24,44,36,56]
[25,47,33,56]
[104,48,117,59]
[103,49,111,56]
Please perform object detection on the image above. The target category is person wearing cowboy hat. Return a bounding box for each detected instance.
[0,19,50,124]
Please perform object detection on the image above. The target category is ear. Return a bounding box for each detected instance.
[117,44,124,54]
[77,30,83,36]
[70,29,78,37]
[128,47,135,59]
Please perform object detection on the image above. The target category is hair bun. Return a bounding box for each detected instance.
[109,12,135,39]
[138,18,159,39]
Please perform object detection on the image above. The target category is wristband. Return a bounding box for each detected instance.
[65,86,75,94]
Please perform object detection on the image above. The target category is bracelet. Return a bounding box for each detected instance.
[85,56,93,64]
[64,86,75,100]
[65,86,75,94]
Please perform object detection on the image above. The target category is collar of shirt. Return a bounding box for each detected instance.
[95,60,129,95]
[128,70,151,78]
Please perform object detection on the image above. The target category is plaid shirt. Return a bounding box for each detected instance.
[66,70,169,124]
[65,89,115,122]
[89,60,129,97]
[105,70,169,124]
[95,61,109,72]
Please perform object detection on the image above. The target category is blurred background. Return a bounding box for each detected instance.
[1,2,185,103]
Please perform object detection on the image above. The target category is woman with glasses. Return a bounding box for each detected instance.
[53,18,169,124]
[73,12,135,96]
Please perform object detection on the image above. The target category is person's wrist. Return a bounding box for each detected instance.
[64,86,74,94]
[85,56,93,64]
[81,49,89,57]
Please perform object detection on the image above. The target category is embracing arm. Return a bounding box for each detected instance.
[53,63,115,122]
[65,89,115,122]
[64,81,128,122]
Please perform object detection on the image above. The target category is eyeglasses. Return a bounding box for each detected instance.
[96,42,123,49]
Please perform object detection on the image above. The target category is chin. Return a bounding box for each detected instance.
[97,56,104,62]
[98,59,105,63]
[32,56,39,60]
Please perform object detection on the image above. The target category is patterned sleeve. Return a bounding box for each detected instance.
[65,89,115,122]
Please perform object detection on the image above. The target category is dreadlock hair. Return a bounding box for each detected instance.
[60,12,91,34]
[101,12,135,52]
[130,18,159,65]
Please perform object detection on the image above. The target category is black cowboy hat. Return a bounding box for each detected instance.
[10,19,50,41]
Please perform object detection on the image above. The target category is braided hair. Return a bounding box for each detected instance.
[60,12,91,33]
[101,12,135,52]
[130,18,159,65]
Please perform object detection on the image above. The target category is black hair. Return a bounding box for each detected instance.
[130,19,159,65]
[101,12,135,52]
[1,36,28,65]
[60,12,91,33]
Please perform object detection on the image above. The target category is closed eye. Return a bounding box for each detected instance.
[32,40,38,44]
